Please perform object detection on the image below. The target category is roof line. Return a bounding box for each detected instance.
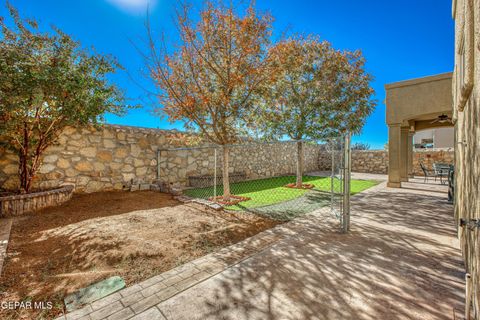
[385,72,453,90]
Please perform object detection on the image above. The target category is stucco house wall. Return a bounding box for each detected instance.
[413,127,454,148]
[452,0,480,317]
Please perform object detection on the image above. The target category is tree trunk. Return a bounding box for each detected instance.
[296,140,304,188]
[18,122,41,194]
[19,151,28,193]
[19,123,30,193]
[222,145,231,201]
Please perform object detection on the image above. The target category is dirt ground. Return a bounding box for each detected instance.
[0,191,279,319]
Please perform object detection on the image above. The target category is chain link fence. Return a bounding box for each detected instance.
[157,135,368,232]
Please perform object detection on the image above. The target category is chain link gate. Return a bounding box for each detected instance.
[326,133,351,233]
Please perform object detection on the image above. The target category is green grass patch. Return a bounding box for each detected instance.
[184,175,378,210]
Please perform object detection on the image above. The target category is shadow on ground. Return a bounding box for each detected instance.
[159,183,465,320]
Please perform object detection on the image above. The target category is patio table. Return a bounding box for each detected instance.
[433,163,452,185]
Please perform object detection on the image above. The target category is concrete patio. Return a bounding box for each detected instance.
[58,174,464,320]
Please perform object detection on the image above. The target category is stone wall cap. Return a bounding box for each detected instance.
[0,185,74,201]
[351,149,386,153]
[103,124,183,134]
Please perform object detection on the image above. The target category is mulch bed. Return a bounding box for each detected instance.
[208,195,251,205]
[284,183,315,189]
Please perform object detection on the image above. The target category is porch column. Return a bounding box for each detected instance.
[407,131,414,177]
[400,127,409,182]
[388,124,402,188]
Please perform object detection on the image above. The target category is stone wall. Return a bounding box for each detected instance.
[351,150,389,174]
[159,142,322,187]
[318,149,454,175]
[0,126,322,192]
[0,125,174,192]
[413,149,454,174]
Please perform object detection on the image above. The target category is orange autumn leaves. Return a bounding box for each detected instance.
[261,36,375,141]
[147,0,375,199]
[149,2,375,145]
[150,1,274,145]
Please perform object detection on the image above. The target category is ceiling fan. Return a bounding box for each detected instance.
[430,114,452,124]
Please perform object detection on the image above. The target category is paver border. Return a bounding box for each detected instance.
[0,218,13,276]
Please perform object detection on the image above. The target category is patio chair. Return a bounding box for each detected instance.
[420,162,437,183]
[433,163,451,185]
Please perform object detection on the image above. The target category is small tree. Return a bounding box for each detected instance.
[0,4,127,193]
[351,142,371,150]
[148,1,274,201]
[263,36,376,187]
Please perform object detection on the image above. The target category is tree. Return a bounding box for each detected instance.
[351,142,371,150]
[263,36,376,187]
[0,4,127,193]
[148,1,274,201]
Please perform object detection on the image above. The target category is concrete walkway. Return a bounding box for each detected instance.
[0,218,12,276]
[61,175,464,320]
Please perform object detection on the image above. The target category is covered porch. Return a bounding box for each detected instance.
[385,72,453,187]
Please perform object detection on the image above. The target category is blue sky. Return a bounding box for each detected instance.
[1,0,454,149]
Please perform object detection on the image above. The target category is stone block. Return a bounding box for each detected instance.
[97,150,113,162]
[136,167,147,176]
[131,145,141,157]
[122,165,134,173]
[75,161,94,172]
[3,164,18,175]
[39,163,56,174]
[115,148,129,159]
[65,168,77,177]
[85,181,104,193]
[122,173,135,182]
[43,154,59,163]
[93,163,105,171]
[138,138,149,149]
[103,139,116,149]
[80,147,97,158]
[57,158,71,169]
[133,159,144,167]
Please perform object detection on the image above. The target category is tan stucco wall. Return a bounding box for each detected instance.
[452,0,480,318]
[414,127,455,148]
[385,73,453,126]
[433,127,455,148]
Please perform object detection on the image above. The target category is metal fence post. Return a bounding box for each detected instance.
[156,149,161,181]
[330,141,335,212]
[342,133,351,233]
[214,148,217,201]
